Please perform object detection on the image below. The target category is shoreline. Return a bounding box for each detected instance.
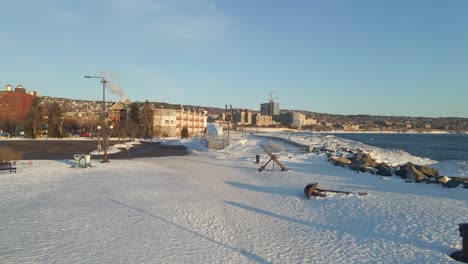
[311,130,468,135]
[239,127,467,134]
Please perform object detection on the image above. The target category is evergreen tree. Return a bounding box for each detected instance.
[181,127,189,138]
[0,119,18,136]
[128,102,140,125]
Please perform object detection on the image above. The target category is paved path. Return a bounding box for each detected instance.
[0,140,188,160]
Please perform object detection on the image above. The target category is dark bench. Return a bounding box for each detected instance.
[0,162,16,173]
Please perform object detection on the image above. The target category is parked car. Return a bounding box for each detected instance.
[80,132,91,137]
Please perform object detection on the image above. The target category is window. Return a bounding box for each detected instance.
[165,120,169,124]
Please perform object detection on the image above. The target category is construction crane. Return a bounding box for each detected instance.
[268,90,277,102]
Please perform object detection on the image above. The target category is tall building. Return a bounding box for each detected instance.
[260,100,280,120]
[233,109,252,125]
[252,114,273,127]
[279,111,302,128]
[0,84,37,121]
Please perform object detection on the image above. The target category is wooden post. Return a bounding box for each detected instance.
[126,143,131,160]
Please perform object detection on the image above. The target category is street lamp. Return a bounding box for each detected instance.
[225,104,232,145]
[97,125,102,156]
[84,75,110,162]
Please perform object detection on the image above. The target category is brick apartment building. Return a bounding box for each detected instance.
[0,84,37,121]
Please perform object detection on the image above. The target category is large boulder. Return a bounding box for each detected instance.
[437,176,450,184]
[350,152,378,171]
[445,179,465,188]
[396,163,440,180]
[406,165,426,183]
[416,165,439,178]
[447,177,468,189]
[361,167,376,174]
[330,156,352,167]
[376,162,392,176]
[395,162,413,178]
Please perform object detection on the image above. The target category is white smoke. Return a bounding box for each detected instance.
[100,69,124,98]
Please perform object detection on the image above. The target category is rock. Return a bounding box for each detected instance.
[451,176,468,183]
[445,179,465,188]
[350,152,378,171]
[397,163,440,179]
[395,162,413,178]
[376,162,392,176]
[360,167,376,174]
[330,157,351,167]
[446,177,468,189]
[416,165,439,178]
[437,176,450,184]
[321,148,335,153]
[406,165,426,183]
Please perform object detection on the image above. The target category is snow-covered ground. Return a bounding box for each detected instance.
[1,132,467,263]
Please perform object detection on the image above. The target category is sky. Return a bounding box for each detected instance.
[1,0,468,118]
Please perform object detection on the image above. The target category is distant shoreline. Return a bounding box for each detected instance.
[241,127,467,135]
[312,130,468,135]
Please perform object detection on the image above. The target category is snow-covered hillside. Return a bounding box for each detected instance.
[1,132,466,263]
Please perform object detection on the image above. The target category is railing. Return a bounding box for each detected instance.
[269,140,285,153]
[203,135,229,149]
[253,134,315,153]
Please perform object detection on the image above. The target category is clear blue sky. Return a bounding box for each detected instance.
[1,0,467,117]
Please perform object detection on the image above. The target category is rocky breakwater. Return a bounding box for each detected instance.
[328,149,468,189]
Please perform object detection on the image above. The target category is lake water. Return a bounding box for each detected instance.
[335,133,468,162]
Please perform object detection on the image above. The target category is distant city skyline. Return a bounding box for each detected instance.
[1,0,467,118]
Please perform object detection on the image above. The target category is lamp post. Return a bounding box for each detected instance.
[97,125,102,156]
[225,104,232,146]
[84,75,110,163]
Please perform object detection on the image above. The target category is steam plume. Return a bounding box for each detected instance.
[100,69,124,98]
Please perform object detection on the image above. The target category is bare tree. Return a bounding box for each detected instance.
[115,123,127,143]
[140,101,154,139]
[24,98,44,138]
[47,102,64,138]
[127,122,139,141]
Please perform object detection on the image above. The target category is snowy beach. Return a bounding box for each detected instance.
[1,132,467,263]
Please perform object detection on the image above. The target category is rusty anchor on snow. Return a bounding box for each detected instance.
[304,182,368,199]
